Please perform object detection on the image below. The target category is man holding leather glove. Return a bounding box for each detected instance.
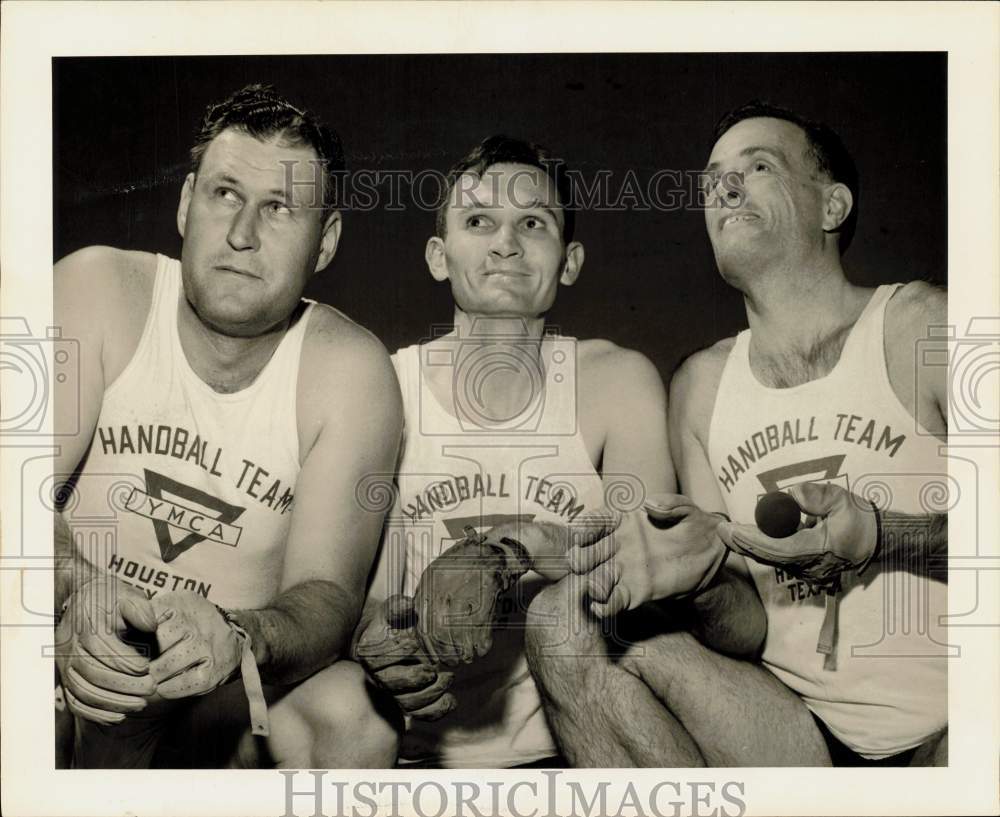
[523,103,949,769]
[359,135,674,769]
[354,514,620,729]
[53,84,402,769]
[54,571,159,727]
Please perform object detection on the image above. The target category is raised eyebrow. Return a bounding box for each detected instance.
[519,200,563,223]
[740,146,788,164]
[210,174,290,202]
[206,173,243,190]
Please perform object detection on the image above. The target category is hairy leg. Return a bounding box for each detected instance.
[524,576,830,767]
[910,729,947,766]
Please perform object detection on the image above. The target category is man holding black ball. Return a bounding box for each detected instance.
[524,102,949,767]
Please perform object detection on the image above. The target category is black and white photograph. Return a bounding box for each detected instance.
[1,3,997,817]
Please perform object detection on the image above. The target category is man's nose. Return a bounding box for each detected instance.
[715,173,745,208]
[489,224,523,259]
[227,205,261,251]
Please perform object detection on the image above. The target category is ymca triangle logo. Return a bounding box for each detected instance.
[123,469,246,563]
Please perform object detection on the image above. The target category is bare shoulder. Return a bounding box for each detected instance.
[885,280,947,338]
[54,246,156,298]
[668,337,736,438]
[54,247,157,375]
[671,337,735,400]
[577,338,663,389]
[302,303,395,376]
[884,281,948,435]
[299,304,401,421]
[576,338,666,414]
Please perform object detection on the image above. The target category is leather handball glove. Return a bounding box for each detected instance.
[355,594,456,721]
[54,576,158,725]
[719,483,880,588]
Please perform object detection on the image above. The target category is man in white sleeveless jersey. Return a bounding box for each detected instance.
[53,85,402,768]
[524,102,949,767]
[355,136,678,768]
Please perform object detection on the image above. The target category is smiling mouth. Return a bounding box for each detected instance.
[721,213,760,228]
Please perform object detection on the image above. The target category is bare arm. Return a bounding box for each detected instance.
[231,322,403,685]
[885,281,948,440]
[53,247,160,723]
[667,345,767,658]
[53,246,148,608]
[496,346,675,579]
[873,281,948,579]
[878,511,947,581]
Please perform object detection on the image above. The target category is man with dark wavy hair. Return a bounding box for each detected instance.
[524,101,949,768]
[53,84,402,768]
[349,133,688,768]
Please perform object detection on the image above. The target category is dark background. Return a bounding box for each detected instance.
[53,53,946,381]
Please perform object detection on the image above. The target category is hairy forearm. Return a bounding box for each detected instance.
[54,512,101,613]
[486,520,606,582]
[233,579,362,685]
[515,522,574,580]
[688,565,766,659]
[876,511,947,583]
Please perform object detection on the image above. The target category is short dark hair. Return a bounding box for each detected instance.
[435,135,575,243]
[713,101,859,252]
[190,84,345,215]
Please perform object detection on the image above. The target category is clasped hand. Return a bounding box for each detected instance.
[568,493,730,618]
[56,581,244,725]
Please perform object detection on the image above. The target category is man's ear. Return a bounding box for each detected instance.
[822,183,853,234]
[425,236,450,282]
[313,210,342,273]
[177,173,195,238]
[560,241,585,286]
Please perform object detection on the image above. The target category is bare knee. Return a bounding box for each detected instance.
[618,629,699,691]
[524,577,611,703]
[269,661,398,768]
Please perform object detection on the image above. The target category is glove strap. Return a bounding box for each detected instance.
[216,606,270,737]
[467,523,531,580]
[816,580,841,671]
[496,536,532,574]
[856,502,883,576]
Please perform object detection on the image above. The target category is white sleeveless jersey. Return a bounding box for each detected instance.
[708,284,948,759]
[386,340,605,768]
[70,255,313,610]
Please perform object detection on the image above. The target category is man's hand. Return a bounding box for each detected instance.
[354,595,456,721]
[570,494,729,618]
[148,592,242,698]
[54,576,159,725]
[412,529,530,666]
[719,483,879,587]
[485,510,623,581]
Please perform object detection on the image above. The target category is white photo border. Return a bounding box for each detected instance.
[2,2,997,816]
